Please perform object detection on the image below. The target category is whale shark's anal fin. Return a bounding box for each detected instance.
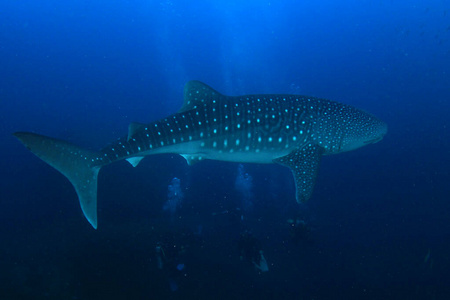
[274,144,324,203]
[13,132,102,229]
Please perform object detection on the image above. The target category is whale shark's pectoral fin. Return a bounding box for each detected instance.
[274,144,324,203]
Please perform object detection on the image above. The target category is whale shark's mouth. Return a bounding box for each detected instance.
[363,136,383,144]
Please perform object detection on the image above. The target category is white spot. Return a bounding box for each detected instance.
[236,139,240,146]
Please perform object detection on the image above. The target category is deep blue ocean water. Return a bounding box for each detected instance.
[1,1,449,299]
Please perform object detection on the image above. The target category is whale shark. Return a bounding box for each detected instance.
[14,81,387,229]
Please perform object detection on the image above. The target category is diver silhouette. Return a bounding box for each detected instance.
[238,230,269,272]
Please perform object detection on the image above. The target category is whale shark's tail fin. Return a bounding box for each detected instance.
[14,132,102,229]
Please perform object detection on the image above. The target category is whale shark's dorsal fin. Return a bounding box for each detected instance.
[180,81,223,113]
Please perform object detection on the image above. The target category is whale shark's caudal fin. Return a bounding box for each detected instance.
[13,132,102,229]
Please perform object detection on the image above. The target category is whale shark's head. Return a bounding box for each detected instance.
[339,109,387,153]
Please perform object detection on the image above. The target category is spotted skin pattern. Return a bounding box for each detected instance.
[14,81,387,228]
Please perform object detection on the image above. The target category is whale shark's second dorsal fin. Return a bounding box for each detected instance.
[179,81,223,113]
[128,122,145,141]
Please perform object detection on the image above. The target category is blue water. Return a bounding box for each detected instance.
[1,1,449,299]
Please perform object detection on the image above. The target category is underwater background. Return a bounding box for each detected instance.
[1,0,449,299]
